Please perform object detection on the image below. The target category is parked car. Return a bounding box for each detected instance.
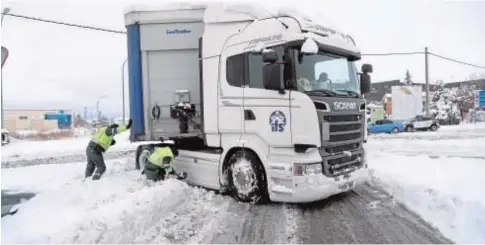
[367,119,405,134]
[403,115,440,132]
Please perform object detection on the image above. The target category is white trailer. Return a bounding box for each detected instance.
[124,3,373,203]
[390,85,423,121]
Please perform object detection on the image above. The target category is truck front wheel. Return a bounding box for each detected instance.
[227,149,268,204]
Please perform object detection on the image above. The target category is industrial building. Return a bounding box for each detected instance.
[3,109,73,133]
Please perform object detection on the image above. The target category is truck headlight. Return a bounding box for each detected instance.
[293,162,322,176]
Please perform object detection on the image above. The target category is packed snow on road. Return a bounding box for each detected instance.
[2,123,484,243]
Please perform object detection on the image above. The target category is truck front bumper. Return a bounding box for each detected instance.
[268,166,369,203]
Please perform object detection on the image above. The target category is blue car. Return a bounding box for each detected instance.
[367,119,405,134]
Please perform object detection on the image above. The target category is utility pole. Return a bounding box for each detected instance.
[121,59,127,125]
[1,7,11,130]
[424,47,430,116]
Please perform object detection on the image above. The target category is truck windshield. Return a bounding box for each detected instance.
[293,51,360,97]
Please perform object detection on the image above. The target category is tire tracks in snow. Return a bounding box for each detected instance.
[197,200,289,244]
[287,183,453,244]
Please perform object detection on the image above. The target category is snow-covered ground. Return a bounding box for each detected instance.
[367,122,485,244]
[1,158,232,243]
[2,123,484,243]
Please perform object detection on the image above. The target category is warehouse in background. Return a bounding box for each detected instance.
[3,109,73,133]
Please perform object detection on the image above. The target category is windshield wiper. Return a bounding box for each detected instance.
[335,89,360,98]
[304,89,337,97]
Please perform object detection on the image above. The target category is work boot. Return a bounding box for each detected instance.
[92,174,101,180]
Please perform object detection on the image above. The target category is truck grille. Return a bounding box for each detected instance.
[324,115,360,122]
[321,113,364,177]
[324,143,360,154]
[329,133,361,142]
[330,124,361,132]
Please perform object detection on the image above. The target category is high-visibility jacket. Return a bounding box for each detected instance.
[91,125,127,151]
[148,146,175,171]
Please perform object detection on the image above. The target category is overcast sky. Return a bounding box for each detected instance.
[1,0,485,118]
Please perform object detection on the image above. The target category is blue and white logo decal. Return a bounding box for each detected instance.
[269,110,286,132]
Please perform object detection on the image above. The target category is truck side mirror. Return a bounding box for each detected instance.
[263,63,284,93]
[262,49,278,63]
[362,63,373,73]
[360,63,373,95]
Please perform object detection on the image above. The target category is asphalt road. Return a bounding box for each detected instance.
[1,191,36,217]
[205,184,453,244]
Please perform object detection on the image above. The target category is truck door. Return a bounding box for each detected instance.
[220,48,245,136]
[242,48,291,149]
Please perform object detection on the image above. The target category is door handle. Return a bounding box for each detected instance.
[244,110,256,121]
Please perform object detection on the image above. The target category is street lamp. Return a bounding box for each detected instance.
[121,59,127,125]
[1,7,11,130]
[1,7,10,23]
[96,95,108,122]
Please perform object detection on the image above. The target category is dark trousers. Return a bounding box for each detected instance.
[144,161,166,182]
[85,144,106,180]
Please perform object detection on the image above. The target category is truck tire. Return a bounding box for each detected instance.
[135,145,153,170]
[227,149,268,204]
[391,127,399,134]
[430,124,438,131]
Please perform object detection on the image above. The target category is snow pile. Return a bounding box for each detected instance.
[1,158,230,244]
[368,151,485,243]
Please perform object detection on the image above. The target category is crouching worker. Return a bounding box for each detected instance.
[143,146,187,182]
[85,119,132,180]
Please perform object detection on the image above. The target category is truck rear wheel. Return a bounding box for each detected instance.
[135,145,153,170]
[227,149,268,204]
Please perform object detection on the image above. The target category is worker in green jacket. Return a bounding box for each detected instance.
[85,119,132,180]
[143,146,187,181]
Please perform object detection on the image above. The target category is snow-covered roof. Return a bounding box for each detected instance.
[124,3,355,44]
[124,3,273,25]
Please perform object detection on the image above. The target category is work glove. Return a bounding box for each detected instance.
[111,139,116,146]
[126,119,133,129]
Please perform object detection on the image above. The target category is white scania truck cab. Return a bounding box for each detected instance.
[124,3,373,204]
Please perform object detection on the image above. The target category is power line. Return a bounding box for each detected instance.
[2,13,126,35]
[362,52,425,56]
[429,52,485,69]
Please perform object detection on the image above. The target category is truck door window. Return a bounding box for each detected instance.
[247,54,264,89]
[226,54,245,87]
[247,46,285,89]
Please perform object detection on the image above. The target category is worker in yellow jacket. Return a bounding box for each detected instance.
[85,120,132,180]
[143,146,187,181]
